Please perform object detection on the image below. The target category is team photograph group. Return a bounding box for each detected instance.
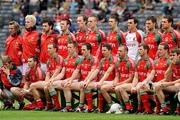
[0,10,180,117]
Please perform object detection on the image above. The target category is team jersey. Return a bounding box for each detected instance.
[116,57,135,82]
[125,30,144,61]
[144,30,161,59]
[39,32,58,63]
[57,31,76,58]
[86,28,105,60]
[153,55,170,82]
[161,28,180,49]
[77,56,98,80]
[46,54,63,77]
[136,56,154,82]
[63,55,80,79]
[97,55,117,81]
[172,62,180,81]
[107,29,126,56]
[75,27,88,55]
[24,65,45,83]
[22,30,40,63]
[5,34,23,66]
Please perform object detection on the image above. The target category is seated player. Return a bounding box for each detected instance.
[11,56,45,110]
[0,55,23,109]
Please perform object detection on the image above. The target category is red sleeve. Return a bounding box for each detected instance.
[56,55,63,69]
[119,30,126,44]
[36,67,44,81]
[77,63,81,70]
[99,29,106,44]
[92,57,98,69]
[129,59,135,76]
[148,58,154,73]
[70,32,76,41]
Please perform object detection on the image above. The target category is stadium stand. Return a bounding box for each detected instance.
[0,0,179,54]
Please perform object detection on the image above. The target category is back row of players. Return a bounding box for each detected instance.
[0,14,180,114]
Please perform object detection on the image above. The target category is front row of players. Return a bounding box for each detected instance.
[0,42,180,114]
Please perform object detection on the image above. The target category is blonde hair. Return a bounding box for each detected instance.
[25,15,36,26]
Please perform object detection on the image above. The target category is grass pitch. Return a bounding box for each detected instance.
[0,111,179,120]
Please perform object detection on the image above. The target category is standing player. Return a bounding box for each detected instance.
[107,15,126,56]
[125,17,144,61]
[57,18,76,58]
[10,56,44,110]
[86,15,106,60]
[5,21,23,72]
[21,15,40,75]
[39,19,58,71]
[75,15,89,55]
[144,16,162,60]
[161,16,180,49]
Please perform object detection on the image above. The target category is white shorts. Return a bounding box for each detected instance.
[17,65,23,74]
[104,81,113,85]
[22,63,28,75]
[40,63,47,73]
[3,89,14,99]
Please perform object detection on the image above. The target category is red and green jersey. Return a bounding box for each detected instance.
[39,32,58,63]
[22,30,40,63]
[172,62,180,81]
[144,30,161,59]
[107,29,126,56]
[57,31,76,58]
[46,54,63,77]
[161,28,179,49]
[153,55,170,82]
[5,34,23,66]
[116,57,135,82]
[97,56,117,81]
[75,28,89,55]
[63,55,80,78]
[136,56,154,82]
[24,65,45,83]
[77,56,98,80]
[86,29,105,60]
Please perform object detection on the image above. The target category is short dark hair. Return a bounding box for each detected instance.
[170,48,180,55]
[78,14,88,22]
[109,14,119,23]
[163,15,173,25]
[102,43,112,51]
[61,18,71,26]
[139,43,149,53]
[146,16,157,24]
[68,40,78,48]
[29,55,39,63]
[42,18,54,29]
[9,21,20,34]
[88,14,98,21]
[159,42,169,51]
[82,42,92,52]
[128,17,138,24]
[119,45,128,52]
